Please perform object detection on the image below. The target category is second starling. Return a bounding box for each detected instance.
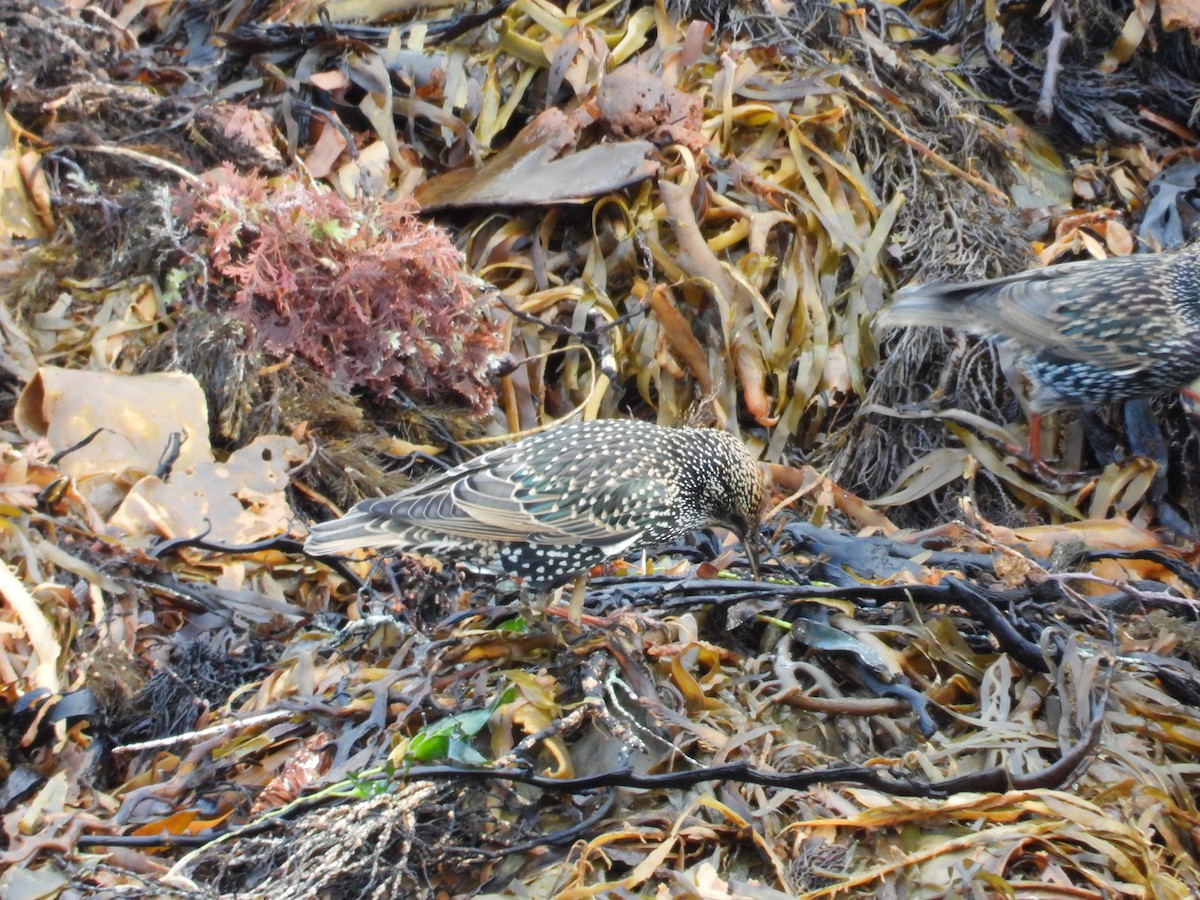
[876,246,1200,414]
[304,419,765,589]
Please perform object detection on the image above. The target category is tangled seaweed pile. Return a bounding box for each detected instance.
[3,0,1200,896]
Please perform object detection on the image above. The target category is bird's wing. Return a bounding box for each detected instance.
[457,467,666,546]
[885,255,1171,372]
[361,447,665,547]
[987,271,1157,372]
[357,443,535,544]
[910,256,1163,372]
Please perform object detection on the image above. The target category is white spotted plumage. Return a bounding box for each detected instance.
[304,419,765,588]
[877,246,1200,411]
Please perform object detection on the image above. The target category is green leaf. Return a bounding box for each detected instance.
[402,685,515,764]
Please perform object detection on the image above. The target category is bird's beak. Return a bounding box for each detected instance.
[741,529,761,581]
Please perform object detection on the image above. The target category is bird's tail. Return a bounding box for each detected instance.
[878,283,969,328]
[874,282,979,331]
[304,510,400,556]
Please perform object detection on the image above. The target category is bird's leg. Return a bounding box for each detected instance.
[1028,412,1044,466]
[742,532,762,581]
[1006,412,1084,481]
[1029,412,1072,473]
[996,345,1046,466]
[1003,411,1058,476]
[997,351,1070,477]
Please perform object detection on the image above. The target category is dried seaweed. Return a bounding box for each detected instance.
[3,0,1200,897]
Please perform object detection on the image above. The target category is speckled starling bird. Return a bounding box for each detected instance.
[877,247,1200,414]
[304,419,765,589]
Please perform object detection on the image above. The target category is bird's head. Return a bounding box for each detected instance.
[696,433,767,579]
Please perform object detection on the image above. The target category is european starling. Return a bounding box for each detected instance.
[877,247,1200,413]
[304,419,765,589]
